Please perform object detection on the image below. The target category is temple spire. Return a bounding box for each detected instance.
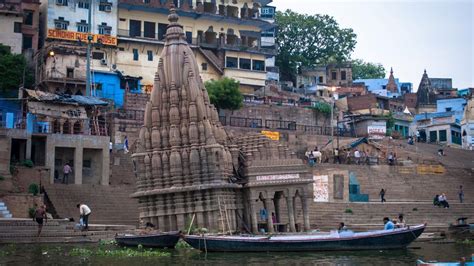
[386,67,398,93]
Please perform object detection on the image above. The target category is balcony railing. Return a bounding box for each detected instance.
[31,119,109,136]
[117,29,276,55]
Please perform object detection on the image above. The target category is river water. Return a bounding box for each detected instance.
[0,241,473,265]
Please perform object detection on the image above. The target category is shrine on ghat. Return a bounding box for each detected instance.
[132,7,313,234]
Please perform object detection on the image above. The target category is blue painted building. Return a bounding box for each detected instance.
[0,99,22,128]
[92,70,142,108]
[436,98,467,122]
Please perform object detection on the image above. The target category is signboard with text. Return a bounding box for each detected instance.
[47,29,117,46]
[367,122,386,140]
[261,130,280,141]
[255,174,299,181]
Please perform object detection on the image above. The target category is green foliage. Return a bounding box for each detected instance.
[458,239,474,245]
[28,207,36,218]
[205,77,243,111]
[99,239,117,246]
[351,59,386,80]
[28,183,39,196]
[175,239,193,249]
[69,247,170,258]
[0,44,34,97]
[310,102,332,117]
[21,160,34,168]
[344,208,353,214]
[275,10,357,83]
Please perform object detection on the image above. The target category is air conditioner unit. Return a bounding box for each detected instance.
[104,5,111,12]
[100,58,107,65]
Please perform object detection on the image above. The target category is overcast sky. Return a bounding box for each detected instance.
[272,0,473,90]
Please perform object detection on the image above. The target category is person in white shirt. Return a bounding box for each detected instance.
[354,149,361,165]
[76,203,92,230]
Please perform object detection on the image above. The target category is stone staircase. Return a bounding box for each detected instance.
[0,201,12,218]
[0,219,134,243]
[308,202,474,233]
[43,184,139,226]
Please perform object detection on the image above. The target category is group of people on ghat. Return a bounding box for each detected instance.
[33,203,92,237]
[304,147,398,166]
[433,187,465,208]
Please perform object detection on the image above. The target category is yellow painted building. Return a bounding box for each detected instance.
[115,0,275,93]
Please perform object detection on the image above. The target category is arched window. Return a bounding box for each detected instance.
[53,119,60,133]
[63,120,71,134]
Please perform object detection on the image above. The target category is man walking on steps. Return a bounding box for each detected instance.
[77,203,92,231]
[33,205,47,237]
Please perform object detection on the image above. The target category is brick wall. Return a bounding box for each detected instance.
[1,194,43,218]
[347,94,377,112]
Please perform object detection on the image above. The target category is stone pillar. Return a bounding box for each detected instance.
[264,198,274,233]
[249,199,258,234]
[302,196,311,231]
[286,196,296,232]
[26,136,32,160]
[101,146,110,185]
[74,147,83,184]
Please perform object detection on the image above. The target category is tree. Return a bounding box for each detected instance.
[351,59,385,80]
[0,44,33,97]
[275,10,357,83]
[205,77,243,111]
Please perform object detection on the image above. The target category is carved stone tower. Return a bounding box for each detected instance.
[131,8,241,232]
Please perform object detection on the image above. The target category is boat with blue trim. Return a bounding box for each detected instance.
[184,224,425,252]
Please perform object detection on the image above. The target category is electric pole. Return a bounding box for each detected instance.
[85,0,93,96]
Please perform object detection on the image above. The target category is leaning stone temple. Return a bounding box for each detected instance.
[132,8,313,234]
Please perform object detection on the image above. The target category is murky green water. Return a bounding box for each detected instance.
[0,241,473,265]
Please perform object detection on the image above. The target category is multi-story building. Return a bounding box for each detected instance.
[36,0,119,96]
[115,0,276,94]
[354,68,413,98]
[0,0,40,55]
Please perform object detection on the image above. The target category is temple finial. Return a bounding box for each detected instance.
[168,4,179,23]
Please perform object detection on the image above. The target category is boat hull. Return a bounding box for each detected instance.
[115,231,181,248]
[184,225,425,252]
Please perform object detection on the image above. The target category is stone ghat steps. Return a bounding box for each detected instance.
[305,202,474,231]
[0,219,130,244]
[44,185,139,226]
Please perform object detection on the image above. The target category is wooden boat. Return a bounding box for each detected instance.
[115,231,181,248]
[417,257,474,266]
[184,224,425,252]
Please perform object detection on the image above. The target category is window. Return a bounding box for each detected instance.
[133,49,139,61]
[98,23,112,35]
[201,63,208,71]
[66,68,74,78]
[143,0,150,3]
[147,50,153,61]
[54,17,69,30]
[186,31,192,44]
[331,71,337,80]
[239,58,251,70]
[22,35,33,50]
[99,1,112,12]
[24,10,34,25]
[158,23,168,40]
[144,21,155,38]
[318,76,323,83]
[92,52,104,60]
[83,160,91,168]
[119,18,126,22]
[78,1,89,9]
[55,0,68,6]
[252,60,265,71]
[261,29,275,37]
[14,22,21,33]
[129,20,141,37]
[445,107,452,112]
[261,6,275,19]
[226,57,238,68]
[439,130,447,142]
[118,47,125,51]
[341,70,346,80]
[77,20,89,32]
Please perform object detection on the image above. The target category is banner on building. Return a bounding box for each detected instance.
[367,122,386,140]
[313,175,329,202]
[47,29,117,46]
[261,130,280,140]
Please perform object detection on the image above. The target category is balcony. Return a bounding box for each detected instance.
[31,119,109,136]
[118,29,275,55]
[117,1,275,30]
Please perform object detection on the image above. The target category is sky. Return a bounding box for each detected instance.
[271,0,474,90]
